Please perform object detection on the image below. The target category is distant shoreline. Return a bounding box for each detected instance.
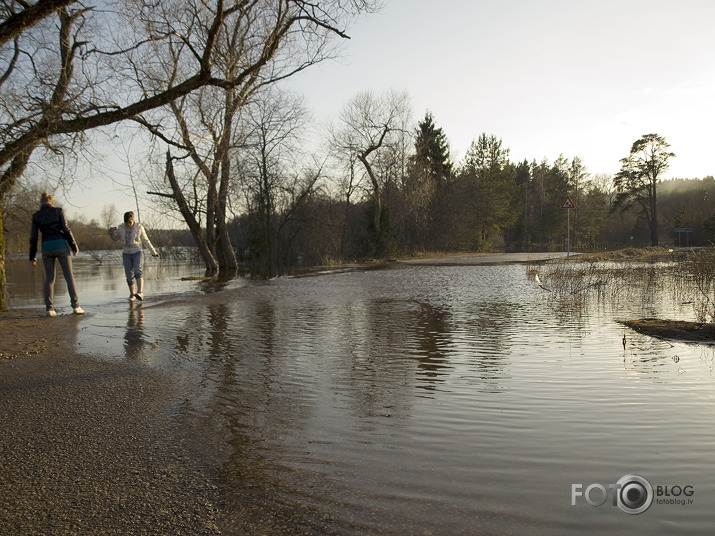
[396,251,577,265]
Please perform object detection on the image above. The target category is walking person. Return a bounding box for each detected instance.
[29,193,84,316]
[109,211,159,301]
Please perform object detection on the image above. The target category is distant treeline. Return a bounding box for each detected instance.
[224,117,715,275]
[228,171,715,274]
[5,173,715,269]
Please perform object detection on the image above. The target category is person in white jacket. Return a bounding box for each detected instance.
[109,211,159,301]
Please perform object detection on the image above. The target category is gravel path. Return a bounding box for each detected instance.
[0,311,223,535]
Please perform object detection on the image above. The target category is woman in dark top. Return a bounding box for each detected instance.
[29,193,84,316]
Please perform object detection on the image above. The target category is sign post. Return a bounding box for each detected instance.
[674,227,693,247]
[561,197,575,259]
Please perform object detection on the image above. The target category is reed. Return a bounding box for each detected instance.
[678,249,715,322]
[528,248,715,322]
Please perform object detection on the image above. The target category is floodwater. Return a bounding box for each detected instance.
[6,253,715,535]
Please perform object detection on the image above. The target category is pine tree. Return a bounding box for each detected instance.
[411,112,453,183]
[613,133,675,246]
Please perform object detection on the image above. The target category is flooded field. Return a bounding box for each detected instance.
[6,253,715,534]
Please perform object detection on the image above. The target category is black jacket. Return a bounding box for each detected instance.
[29,205,78,260]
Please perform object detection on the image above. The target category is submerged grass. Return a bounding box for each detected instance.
[527,247,715,325]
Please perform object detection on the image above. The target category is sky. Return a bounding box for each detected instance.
[60,0,715,224]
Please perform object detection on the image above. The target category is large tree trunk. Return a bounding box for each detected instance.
[261,157,273,277]
[165,152,218,271]
[0,203,7,311]
[206,179,218,260]
[215,210,237,269]
[216,97,238,270]
[358,154,383,255]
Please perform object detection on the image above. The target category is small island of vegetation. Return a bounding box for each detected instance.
[533,247,715,344]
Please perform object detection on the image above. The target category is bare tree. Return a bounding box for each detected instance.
[1,1,380,184]
[331,89,411,256]
[330,147,363,259]
[0,0,380,308]
[139,0,379,272]
[591,173,615,209]
[234,87,315,276]
[0,1,77,47]
[149,80,244,272]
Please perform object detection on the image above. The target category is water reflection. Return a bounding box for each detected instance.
[411,301,452,387]
[44,261,715,534]
[6,255,212,309]
[123,303,149,362]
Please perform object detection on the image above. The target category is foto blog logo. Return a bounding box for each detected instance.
[572,474,695,514]
[571,474,654,515]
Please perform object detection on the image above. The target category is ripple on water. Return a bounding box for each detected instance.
[68,262,715,534]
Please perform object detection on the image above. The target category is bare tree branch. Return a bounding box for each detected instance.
[0,0,76,47]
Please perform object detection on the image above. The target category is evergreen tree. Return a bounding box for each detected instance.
[613,133,675,246]
[411,112,453,183]
[511,159,531,249]
[404,112,453,251]
[460,134,517,249]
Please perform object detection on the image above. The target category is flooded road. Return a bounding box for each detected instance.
[6,254,715,534]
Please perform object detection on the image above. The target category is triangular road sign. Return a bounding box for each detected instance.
[561,196,575,209]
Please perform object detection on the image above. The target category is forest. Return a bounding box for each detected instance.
[5,111,715,277]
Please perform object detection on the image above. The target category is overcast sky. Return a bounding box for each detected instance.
[66,0,715,223]
[289,0,715,174]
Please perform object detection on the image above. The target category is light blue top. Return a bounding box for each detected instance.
[109,223,157,255]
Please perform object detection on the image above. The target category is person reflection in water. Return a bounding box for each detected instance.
[109,211,159,301]
[124,305,146,361]
[29,193,84,316]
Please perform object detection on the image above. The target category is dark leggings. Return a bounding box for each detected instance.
[42,248,79,310]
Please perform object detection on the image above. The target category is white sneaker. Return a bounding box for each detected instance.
[46,309,57,317]
[135,293,144,301]
[73,306,85,315]
[129,294,136,301]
